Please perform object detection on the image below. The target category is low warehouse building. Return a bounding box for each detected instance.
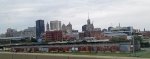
[10,42,140,53]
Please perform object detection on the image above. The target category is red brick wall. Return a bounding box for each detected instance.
[45,31,63,42]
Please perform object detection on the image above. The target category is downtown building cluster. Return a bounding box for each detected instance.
[0,27,36,38]
[9,17,142,53]
[0,17,143,43]
[1,17,150,53]
[1,17,149,53]
[35,17,139,43]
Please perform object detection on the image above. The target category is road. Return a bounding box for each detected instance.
[0,52,149,59]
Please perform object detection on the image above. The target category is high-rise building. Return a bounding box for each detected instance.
[46,22,50,31]
[50,20,61,30]
[82,25,87,32]
[86,19,94,31]
[20,27,36,37]
[61,22,73,34]
[62,24,66,31]
[5,28,17,37]
[36,20,45,39]
[87,18,91,25]
[82,15,94,31]
[66,22,72,33]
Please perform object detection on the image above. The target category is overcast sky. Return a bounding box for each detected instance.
[0,0,150,34]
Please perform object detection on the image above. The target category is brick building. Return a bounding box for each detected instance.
[11,42,139,53]
[79,31,107,40]
[90,31,106,40]
[142,31,150,38]
[44,31,63,42]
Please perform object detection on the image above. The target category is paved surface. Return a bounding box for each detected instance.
[0,52,149,59]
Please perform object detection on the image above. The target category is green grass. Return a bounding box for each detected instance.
[48,48,150,58]
[134,48,150,58]
[49,52,131,57]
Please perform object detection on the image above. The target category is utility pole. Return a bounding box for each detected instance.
[133,35,135,56]
[11,53,13,59]
[132,32,136,57]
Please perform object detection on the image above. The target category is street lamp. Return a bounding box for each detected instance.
[131,32,137,57]
[132,35,135,56]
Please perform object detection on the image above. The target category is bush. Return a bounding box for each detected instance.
[141,42,150,48]
[110,36,128,42]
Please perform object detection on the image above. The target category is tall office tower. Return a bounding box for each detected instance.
[62,24,66,31]
[36,20,45,39]
[46,22,50,31]
[86,17,94,31]
[82,25,87,32]
[66,22,72,33]
[50,20,61,30]
[82,15,94,32]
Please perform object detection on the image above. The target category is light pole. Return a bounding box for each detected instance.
[11,52,14,59]
[132,35,135,56]
[35,55,37,59]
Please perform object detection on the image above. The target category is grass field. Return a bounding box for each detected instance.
[1,48,150,59]
[1,51,150,59]
[50,52,131,57]
[135,48,150,58]
[49,48,150,58]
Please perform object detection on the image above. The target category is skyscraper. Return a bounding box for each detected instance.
[46,22,50,31]
[61,22,73,34]
[82,25,87,32]
[87,18,91,25]
[50,20,61,30]
[66,22,72,33]
[62,24,66,31]
[36,20,45,39]
[86,17,94,31]
[82,15,94,31]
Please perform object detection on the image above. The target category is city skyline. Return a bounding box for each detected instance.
[1,0,150,34]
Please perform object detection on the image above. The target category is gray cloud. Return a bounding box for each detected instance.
[0,0,150,34]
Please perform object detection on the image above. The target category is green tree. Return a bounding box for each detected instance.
[134,36,142,43]
[110,36,128,42]
[20,38,26,42]
[31,37,37,42]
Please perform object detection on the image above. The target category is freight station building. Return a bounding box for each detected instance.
[10,42,140,53]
